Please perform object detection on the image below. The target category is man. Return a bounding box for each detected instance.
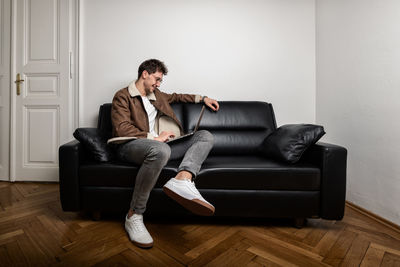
[110,59,219,248]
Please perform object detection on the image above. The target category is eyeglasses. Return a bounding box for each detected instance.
[151,74,163,84]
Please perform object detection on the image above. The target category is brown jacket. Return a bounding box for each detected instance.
[111,81,202,141]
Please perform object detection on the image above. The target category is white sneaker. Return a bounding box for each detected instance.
[163,178,215,216]
[125,214,153,248]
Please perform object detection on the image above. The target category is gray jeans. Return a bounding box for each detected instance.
[117,130,214,214]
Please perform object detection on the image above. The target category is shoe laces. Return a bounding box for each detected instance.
[186,180,202,198]
[131,216,146,233]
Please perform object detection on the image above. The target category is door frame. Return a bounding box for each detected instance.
[0,0,11,181]
[9,0,80,182]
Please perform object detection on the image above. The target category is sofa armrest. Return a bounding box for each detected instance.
[59,140,83,211]
[303,142,347,220]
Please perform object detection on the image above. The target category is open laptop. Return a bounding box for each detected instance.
[167,105,206,144]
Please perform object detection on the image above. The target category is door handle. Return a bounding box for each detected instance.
[15,73,24,96]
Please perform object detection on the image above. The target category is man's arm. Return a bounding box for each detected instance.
[160,91,220,111]
[159,91,202,103]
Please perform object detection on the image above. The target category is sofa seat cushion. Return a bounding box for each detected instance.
[79,162,178,188]
[189,156,320,191]
[80,156,320,191]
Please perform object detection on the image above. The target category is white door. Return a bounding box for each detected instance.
[11,0,73,181]
[0,0,11,181]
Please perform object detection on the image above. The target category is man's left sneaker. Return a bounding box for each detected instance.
[163,178,215,216]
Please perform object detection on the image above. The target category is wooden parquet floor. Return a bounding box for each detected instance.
[0,182,400,267]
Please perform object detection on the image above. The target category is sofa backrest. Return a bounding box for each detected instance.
[97,103,113,133]
[98,101,277,155]
[183,102,276,155]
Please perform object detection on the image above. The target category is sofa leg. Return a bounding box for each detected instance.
[294,218,306,228]
[91,211,101,221]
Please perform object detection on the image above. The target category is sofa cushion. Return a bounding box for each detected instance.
[79,161,177,187]
[192,156,320,191]
[73,128,113,162]
[261,124,325,163]
[183,102,277,155]
[79,156,320,191]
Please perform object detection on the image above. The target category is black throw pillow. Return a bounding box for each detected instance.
[73,128,114,162]
[261,124,325,163]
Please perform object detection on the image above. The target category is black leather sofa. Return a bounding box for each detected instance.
[59,101,347,225]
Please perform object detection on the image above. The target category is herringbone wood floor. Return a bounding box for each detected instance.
[0,182,400,266]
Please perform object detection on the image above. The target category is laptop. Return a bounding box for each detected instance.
[167,105,206,144]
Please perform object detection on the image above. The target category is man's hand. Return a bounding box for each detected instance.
[204,97,220,111]
[155,131,175,142]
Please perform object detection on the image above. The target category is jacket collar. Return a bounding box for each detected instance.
[128,80,156,101]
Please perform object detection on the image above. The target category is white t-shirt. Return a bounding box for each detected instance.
[141,96,158,137]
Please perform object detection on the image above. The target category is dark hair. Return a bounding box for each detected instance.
[137,59,168,79]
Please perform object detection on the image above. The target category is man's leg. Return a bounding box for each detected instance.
[177,130,214,178]
[164,130,215,215]
[117,139,171,248]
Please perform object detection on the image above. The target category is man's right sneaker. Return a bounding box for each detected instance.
[125,213,153,248]
[163,178,215,216]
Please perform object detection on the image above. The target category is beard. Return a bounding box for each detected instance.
[144,86,155,96]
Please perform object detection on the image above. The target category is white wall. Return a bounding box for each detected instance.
[316,0,400,225]
[79,0,316,126]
